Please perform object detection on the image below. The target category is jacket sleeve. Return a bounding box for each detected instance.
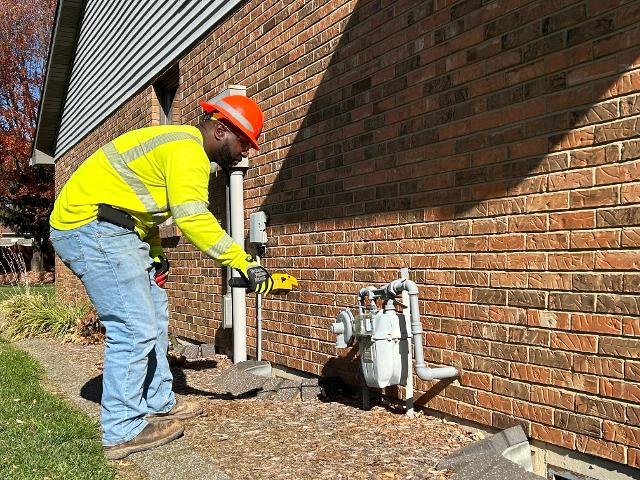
[163,138,253,275]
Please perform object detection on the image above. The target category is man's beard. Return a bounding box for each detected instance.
[212,141,238,170]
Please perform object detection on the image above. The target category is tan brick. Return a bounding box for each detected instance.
[599,337,640,358]
[531,385,575,410]
[528,272,572,290]
[554,411,601,437]
[492,412,531,435]
[493,378,530,401]
[575,395,626,422]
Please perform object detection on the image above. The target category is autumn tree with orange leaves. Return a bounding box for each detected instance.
[0,0,56,270]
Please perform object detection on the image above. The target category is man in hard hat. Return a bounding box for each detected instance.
[49,95,273,459]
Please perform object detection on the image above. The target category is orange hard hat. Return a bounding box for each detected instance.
[200,95,264,150]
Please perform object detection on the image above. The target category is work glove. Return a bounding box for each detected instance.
[243,265,273,294]
[152,255,170,287]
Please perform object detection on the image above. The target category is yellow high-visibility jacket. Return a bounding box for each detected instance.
[50,125,253,275]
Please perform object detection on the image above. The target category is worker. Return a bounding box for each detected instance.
[49,95,274,460]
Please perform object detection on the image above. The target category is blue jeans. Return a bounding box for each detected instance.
[50,220,175,445]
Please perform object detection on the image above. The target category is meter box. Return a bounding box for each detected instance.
[355,310,405,388]
[249,211,268,245]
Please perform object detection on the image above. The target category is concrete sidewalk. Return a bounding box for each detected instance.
[16,338,230,480]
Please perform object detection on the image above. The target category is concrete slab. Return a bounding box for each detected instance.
[256,377,282,400]
[209,361,270,396]
[301,378,322,401]
[272,379,301,401]
[437,426,543,480]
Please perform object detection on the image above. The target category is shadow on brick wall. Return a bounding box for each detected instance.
[253,0,639,391]
[259,1,636,227]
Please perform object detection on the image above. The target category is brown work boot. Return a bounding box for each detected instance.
[103,419,184,460]
[146,398,204,422]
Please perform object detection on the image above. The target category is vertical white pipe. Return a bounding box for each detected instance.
[400,268,414,417]
[256,255,262,361]
[229,169,247,363]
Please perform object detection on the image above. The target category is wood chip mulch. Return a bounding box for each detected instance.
[172,354,476,480]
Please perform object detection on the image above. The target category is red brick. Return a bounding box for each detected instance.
[551,332,597,353]
[527,310,570,329]
[576,435,626,463]
[623,317,640,336]
[603,421,640,446]
[513,400,553,425]
[531,424,575,449]
[526,232,569,250]
[549,211,595,230]
[457,403,492,425]
[595,250,640,270]
[600,378,640,402]
[572,313,622,334]
[460,371,492,391]
[511,363,551,384]
[570,230,620,249]
[550,370,599,394]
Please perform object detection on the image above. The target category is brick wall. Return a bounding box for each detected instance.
[55,0,640,469]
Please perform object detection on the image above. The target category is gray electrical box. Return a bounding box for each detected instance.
[249,211,268,245]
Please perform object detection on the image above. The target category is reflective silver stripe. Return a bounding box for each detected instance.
[102,132,202,214]
[102,142,160,213]
[171,201,209,219]
[120,132,202,163]
[205,233,234,259]
[216,99,254,133]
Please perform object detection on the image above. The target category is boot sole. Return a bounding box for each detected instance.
[146,409,205,423]
[104,425,185,460]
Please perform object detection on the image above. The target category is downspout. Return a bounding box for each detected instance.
[229,168,247,363]
[212,84,249,363]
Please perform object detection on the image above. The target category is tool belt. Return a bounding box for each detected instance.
[97,204,136,231]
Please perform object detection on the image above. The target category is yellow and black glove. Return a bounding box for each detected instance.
[243,265,273,294]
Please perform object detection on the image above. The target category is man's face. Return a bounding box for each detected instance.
[213,124,250,169]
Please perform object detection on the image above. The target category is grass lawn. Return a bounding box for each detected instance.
[0,339,115,480]
[0,283,55,302]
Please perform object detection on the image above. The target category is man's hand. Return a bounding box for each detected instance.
[152,255,170,287]
[244,265,273,294]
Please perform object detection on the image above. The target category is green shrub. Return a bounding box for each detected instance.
[0,292,91,341]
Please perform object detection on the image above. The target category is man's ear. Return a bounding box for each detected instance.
[213,121,227,142]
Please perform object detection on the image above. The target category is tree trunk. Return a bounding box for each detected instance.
[30,243,44,272]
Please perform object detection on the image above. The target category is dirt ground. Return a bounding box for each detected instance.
[17,339,476,479]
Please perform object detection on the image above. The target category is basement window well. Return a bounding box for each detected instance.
[548,466,595,480]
